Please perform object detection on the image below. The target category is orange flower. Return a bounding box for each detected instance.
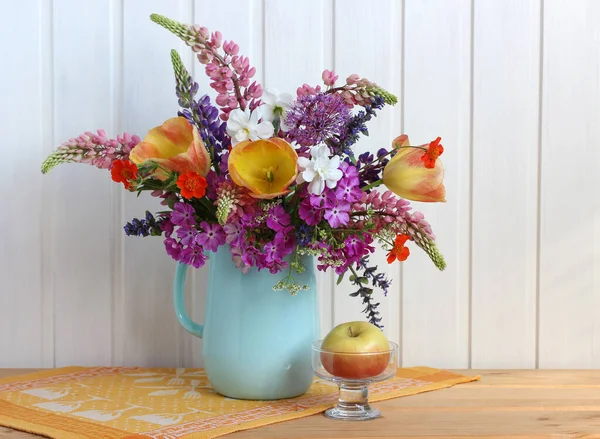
[129,117,211,179]
[386,234,411,264]
[110,159,138,190]
[383,134,446,203]
[176,171,208,199]
[421,137,444,169]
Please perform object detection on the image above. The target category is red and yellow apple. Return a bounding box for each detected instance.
[320,321,390,379]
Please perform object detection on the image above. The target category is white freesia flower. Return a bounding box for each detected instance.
[226,108,274,145]
[261,88,294,131]
[297,145,343,195]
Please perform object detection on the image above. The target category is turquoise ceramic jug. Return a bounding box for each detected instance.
[173,246,319,400]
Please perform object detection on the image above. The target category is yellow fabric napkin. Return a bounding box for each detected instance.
[0,366,478,439]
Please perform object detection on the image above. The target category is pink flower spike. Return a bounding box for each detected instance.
[322,69,338,86]
[210,31,223,48]
[216,94,229,106]
[346,73,360,85]
[198,50,213,64]
[198,26,210,40]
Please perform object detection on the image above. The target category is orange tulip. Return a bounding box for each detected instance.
[382,135,446,203]
[129,117,210,178]
[228,138,298,199]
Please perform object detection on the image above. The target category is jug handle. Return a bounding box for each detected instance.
[173,262,204,338]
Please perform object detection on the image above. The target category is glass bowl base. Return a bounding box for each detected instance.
[324,405,381,421]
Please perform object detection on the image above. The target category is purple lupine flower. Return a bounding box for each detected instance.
[164,237,184,260]
[176,227,198,246]
[196,222,226,252]
[298,199,323,226]
[274,226,297,254]
[171,202,196,228]
[324,201,351,228]
[284,93,351,146]
[266,205,291,232]
[180,245,208,268]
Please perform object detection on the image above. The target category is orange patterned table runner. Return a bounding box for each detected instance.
[0,366,478,439]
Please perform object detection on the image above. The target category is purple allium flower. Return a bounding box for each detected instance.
[324,201,350,228]
[298,199,323,226]
[197,221,226,252]
[180,245,208,268]
[266,205,291,232]
[171,202,196,228]
[284,93,351,146]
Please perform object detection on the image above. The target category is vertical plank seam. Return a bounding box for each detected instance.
[189,0,197,369]
[330,0,336,330]
[535,0,545,370]
[109,0,125,367]
[182,0,196,369]
[398,0,406,368]
[40,0,56,368]
[261,0,266,87]
[467,0,475,369]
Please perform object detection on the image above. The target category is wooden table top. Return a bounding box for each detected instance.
[1,369,600,438]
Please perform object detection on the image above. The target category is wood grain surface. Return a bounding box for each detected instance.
[2,369,600,438]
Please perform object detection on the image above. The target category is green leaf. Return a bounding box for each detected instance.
[336,273,345,285]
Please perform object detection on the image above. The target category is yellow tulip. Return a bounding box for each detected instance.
[228,138,298,199]
[129,117,211,178]
[382,135,446,203]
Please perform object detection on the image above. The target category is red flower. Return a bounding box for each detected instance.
[420,137,444,169]
[110,160,138,190]
[177,171,208,199]
[386,234,411,264]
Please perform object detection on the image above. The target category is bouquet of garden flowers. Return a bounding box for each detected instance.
[41,14,446,328]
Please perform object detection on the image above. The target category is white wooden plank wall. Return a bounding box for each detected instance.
[1,0,598,369]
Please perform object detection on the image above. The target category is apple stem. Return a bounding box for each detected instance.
[347,327,355,338]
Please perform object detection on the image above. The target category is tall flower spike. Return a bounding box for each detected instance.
[41,130,140,173]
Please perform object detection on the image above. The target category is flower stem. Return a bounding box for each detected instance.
[361,179,383,191]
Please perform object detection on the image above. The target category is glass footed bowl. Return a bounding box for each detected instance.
[311,340,399,421]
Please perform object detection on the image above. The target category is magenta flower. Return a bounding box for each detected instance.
[164,237,183,260]
[171,202,196,228]
[309,188,336,209]
[335,178,363,202]
[160,219,175,237]
[223,221,243,244]
[274,226,297,253]
[197,221,226,252]
[344,234,366,257]
[176,226,198,246]
[180,245,208,268]
[266,205,291,232]
[298,199,323,226]
[324,201,350,228]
